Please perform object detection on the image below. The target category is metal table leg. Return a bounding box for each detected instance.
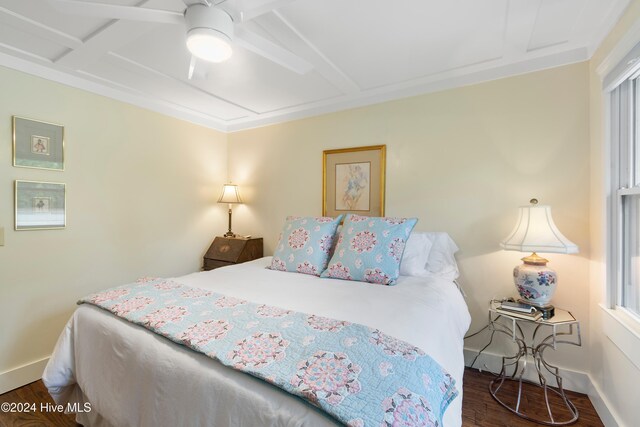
[487,314,581,425]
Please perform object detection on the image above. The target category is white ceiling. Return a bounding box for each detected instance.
[0,0,631,132]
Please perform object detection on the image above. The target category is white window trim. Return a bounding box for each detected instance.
[601,86,640,371]
[611,79,640,310]
[600,304,640,371]
[601,23,640,368]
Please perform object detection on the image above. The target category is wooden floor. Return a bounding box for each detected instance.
[462,369,603,427]
[0,368,603,426]
[0,380,77,427]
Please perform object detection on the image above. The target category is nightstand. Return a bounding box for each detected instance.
[487,300,581,425]
[203,236,263,271]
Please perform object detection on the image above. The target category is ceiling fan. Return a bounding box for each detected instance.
[45,0,313,78]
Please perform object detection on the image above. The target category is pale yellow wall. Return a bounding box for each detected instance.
[0,65,228,378]
[228,62,591,373]
[589,1,640,424]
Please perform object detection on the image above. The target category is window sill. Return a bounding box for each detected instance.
[600,304,640,370]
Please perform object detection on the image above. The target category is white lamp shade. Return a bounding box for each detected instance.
[501,204,578,254]
[217,184,242,204]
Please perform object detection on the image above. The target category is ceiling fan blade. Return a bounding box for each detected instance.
[46,0,184,25]
[222,0,296,22]
[235,27,312,74]
[188,55,196,80]
[242,0,296,21]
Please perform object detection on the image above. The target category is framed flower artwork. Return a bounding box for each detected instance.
[13,116,64,170]
[15,180,66,230]
[322,145,386,217]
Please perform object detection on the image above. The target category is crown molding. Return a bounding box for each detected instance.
[0,45,589,134]
[0,51,229,133]
[227,47,589,132]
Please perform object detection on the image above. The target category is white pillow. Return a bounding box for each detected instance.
[399,232,434,276]
[425,232,460,280]
[399,232,460,280]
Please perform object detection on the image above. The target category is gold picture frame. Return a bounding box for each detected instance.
[15,180,66,230]
[322,145,386,217]
[13,116,65,170]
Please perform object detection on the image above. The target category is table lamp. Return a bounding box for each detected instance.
[217,184,242,238]
[500,199,578,312]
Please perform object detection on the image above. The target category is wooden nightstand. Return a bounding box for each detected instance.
[203,236,263,271]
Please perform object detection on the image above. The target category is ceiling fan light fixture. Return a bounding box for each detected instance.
[187,28,233,62]
[184,4,234,63]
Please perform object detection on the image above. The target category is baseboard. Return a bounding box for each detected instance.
[0,357,49,395]
[463,348,590,393]
[588,375,622,427]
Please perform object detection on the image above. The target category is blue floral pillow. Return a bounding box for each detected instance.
[269,215,343,276]
[321,214,418,285]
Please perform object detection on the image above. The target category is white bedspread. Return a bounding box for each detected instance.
[43,257,470,427]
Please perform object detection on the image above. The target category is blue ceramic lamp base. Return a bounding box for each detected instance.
[513,252,557,308]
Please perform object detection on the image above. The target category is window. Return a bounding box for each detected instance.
[601,31,640,370]
[611,73,640,317]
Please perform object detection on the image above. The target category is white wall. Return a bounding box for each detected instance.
[228,62,591,376]
[0,65,228,392]
[589,1,640,425]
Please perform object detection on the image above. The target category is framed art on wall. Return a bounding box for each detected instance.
[322,145,386,217]
[13,116,64,170]
[15,180,66,230]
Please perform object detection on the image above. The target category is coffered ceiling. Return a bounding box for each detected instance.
[0,0,631,131]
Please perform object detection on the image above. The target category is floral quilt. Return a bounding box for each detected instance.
[80,278,458,426]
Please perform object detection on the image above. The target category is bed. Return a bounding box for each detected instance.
[44,251,470,427]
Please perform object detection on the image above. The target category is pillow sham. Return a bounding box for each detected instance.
[321,214,417,285]
[269,215,343,276]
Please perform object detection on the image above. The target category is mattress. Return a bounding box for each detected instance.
[43,257,471,426]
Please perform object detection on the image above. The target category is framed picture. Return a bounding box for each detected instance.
[323,145,386,217]
[13,116,64,170]
[15,180,66,230]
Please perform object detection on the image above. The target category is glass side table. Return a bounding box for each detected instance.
[488,301,581,426]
